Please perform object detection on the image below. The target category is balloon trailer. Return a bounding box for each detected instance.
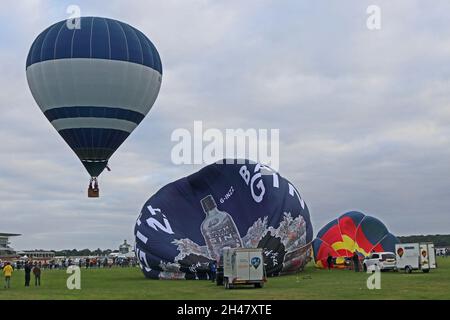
[217,248,267,289]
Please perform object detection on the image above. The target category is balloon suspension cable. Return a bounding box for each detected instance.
[88,177,100,198]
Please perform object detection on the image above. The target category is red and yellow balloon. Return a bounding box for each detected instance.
[312,211,399,269]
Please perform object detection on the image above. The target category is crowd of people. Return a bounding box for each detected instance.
[2,261,41,289]
[1,256,137,289]
[437,248,450,257]
[2,256,137,270]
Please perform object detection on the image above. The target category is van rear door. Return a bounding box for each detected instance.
[236,251,250,280]
[419,244,429,269]
[427,243,437,269]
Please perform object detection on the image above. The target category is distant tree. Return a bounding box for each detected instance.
[398,234,450,247]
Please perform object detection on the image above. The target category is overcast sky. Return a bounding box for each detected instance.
[1,0,449,250]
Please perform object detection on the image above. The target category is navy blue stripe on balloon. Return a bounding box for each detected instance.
[59,128,130,150]
[44,106,145,124]
[379,233,399,252]
[359,216,389,245]
[26,17,162,74]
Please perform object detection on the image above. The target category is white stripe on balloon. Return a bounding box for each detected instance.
[26,58,162,115]
[51,117,138,133]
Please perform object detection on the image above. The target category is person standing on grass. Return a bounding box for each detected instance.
[33,262,41,286]
[24,261,32,287]
[326,253,333,270]
[209,261,217,282]
[3,262,13,289]
[352,252,360,272]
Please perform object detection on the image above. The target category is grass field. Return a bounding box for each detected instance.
[0,258,449,300]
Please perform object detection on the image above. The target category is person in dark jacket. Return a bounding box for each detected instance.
[24,262,32,287]
[326,253,333,270]
[352,252,360,272]
[209,261,217,282]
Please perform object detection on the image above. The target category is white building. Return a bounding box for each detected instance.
[18,250,55,261]
[119,239,132,255]
[0,233,21,260]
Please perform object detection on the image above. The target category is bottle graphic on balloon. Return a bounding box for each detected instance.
[200,195,243,261]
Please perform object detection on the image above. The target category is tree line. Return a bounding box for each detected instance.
[398,234,450,247]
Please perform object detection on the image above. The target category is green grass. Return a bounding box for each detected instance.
[1,258,449,300]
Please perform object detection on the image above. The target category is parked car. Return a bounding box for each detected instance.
[363,252,396,272]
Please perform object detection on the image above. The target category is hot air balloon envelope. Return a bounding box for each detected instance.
[134,160,313,279]
[312,211,399,269]
[26,17,162,183]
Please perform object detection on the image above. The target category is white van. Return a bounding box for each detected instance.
[222,248,266,289]
[395,243,437,273]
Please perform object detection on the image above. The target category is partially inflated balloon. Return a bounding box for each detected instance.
[312,211,399,268]
[26,17,162,180]
[134,160,313,279]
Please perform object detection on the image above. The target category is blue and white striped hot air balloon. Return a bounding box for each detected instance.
[26,17,162,197]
